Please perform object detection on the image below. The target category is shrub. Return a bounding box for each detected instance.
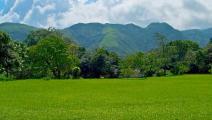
[72,67,81,79]
[209,64,212,74]
[156,69,166,77]
[121,68,142,78]
[0,74,12,81]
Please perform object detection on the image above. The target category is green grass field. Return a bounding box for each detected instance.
[0,75,212,120]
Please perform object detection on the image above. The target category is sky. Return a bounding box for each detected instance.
[0,0,212,30]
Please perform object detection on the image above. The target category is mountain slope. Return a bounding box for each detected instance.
[0,22,37,41]
[182,28,212,46]
[63,23,149,55]
[63,22,212,55]
[1,22,212,55]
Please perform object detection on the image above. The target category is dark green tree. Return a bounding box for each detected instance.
[25,28,63,46]
[155,33,171,75]
[80,48,119,78]
[205,41,212,73]
[0,31,14,77]
[142,52,160,77]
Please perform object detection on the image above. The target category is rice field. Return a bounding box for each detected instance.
[0,75,212,120]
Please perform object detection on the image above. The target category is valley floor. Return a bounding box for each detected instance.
[0,75,212,120]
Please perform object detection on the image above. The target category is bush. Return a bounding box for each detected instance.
[72,67,81,79]
[209,64,212,74]
[0,74,12,81]
[144,70,156,77]
[121,68,142,78]
[156,69,166,77]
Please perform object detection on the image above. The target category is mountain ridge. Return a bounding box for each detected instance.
[1,22,212,55]
[0,22,38,41]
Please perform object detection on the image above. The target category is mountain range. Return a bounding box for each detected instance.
[0,22,212,55]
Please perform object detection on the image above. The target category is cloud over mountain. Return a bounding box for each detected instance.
[0,0,212,29]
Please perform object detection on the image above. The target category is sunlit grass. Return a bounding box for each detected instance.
[0,75,212,120]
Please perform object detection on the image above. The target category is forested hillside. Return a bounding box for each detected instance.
[0,23,37,41]
[0,29,212,80]
[1,22,212,55]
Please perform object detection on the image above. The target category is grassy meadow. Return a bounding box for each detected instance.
[0,75,212,120]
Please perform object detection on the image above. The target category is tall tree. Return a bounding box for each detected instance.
[120,52,144,78]
[168,40,199,60]
[205,41,212,73]
[167,40,200,74]
[155,33,170,75]
[25,28,63,46]
[11,42,30,79]
[80,48,120,78]
[0,31,14,77]
[29,34,79,79]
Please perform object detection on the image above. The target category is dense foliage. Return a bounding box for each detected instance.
[0,29,211,80]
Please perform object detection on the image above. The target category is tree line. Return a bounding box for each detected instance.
[0,29,212,80]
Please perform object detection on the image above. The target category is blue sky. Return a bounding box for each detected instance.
[0,0,212,30]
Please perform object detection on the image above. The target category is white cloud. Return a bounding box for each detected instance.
[0,0,22,23]
[0,12,20,23]
[36,3,56,14]
[9,0,23,12]
[1,0,212,30]
[56,0,109,27]
[55,0,186,29]
[53,0,212,29]
[22,6,34,23]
